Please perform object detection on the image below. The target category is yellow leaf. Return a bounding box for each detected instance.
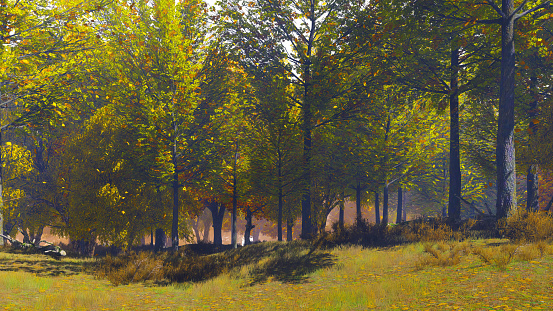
[121,210,125,214]
[5,142,11,146]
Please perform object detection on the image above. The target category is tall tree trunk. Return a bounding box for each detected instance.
[496,2,517,219]
[442,157,448,217]
[278,150,283,241]
[396,186,403,224]
[527,75,539,211]
[301,57,312,240]
[150,228,153,250]
[171,146,179,251]
[231,151,238,249]
[0,129,3,246]
[375,191,380,224]
[339,191,345,229]
[382,182,389,225]
[355,182,362,223]
[449,47,461,221]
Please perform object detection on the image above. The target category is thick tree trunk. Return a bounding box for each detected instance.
[382,183,389,225]
[355,182,362,223]
[339,191,345,229]
[496,3,517,219]
[208,201,225,246]
[154,228,166,253]
[449,47,462,221]
[375,191,380,224]
[396,186,403,224]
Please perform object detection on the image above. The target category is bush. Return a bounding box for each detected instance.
[498,209,553,242]
[94,251,165,285]
[415,241,471,270]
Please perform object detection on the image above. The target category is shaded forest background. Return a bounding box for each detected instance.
[2,0,553,255]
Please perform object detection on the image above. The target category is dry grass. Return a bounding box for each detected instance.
[4,212,553,310]
[499,209,553,242]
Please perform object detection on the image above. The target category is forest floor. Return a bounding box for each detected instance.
[1,239,553,310]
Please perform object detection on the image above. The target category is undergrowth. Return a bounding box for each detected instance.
[95,211,553,285]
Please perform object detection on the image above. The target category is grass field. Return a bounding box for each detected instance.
[1,238,553,311]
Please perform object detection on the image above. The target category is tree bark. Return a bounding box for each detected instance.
[527,75,539,211]
[231,151,238,249]
[449,47,462,221]
[382,183,389,225]
[375,191,380,224]
[0,128,3,246]
[339,191,345,229]
[396,186,403,224]
[278,150,283,241]
[244,207,254,246]
[171,148,180,251]
[301,57,312,240]
[287,218,293,241]
[208,201,225,246]
[496,2,517,219]
[355,182,362,223]
[154,228,166,253]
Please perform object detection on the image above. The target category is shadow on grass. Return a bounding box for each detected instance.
[245,245,336,286]
[0,249,95,277]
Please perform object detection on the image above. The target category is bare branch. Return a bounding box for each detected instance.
[515,1,552,20]
[485,0,505,18]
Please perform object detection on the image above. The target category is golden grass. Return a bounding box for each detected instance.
[2,239,553,310]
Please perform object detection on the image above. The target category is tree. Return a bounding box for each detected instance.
[218,0,380,238]
[415,0,552,218]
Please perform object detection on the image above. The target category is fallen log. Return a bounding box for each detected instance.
[0,233,66,257]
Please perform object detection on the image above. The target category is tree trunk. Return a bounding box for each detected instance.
[355,182,362,223]
[244,207,254,246]
[154,228,166,253]
[301,58,312,240]
[287,218,293,241]
[382,183,389,225]
[150,228,153,250]
[339,191,345,229]
[396,186,403,224]
[278,149,283,241]
[231,151,238,249]
[402,193,407,222]
[0,129,4,246]
[375,191,380,224]
[527,75,539,212]
[208,201,225,246]
[202,213,212,243]
[496,2,517,219]
[171,154,179,251]
[449,47,461,221]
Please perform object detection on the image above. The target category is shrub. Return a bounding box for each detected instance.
[498,209,553,242]
[94,251,165,285]
[472,243,518,270]
[415,241,471,270]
